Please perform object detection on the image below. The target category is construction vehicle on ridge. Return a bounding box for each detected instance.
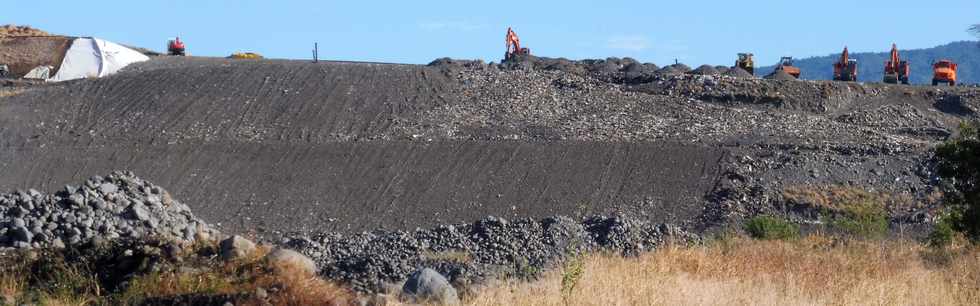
[505,27,530,60]
[883,44,910,84]
[774,56,801,79]
[932,59,957,86]
[735,53,754,75]
[229,52,264,59]
[832,46,858,82]
[167,37,186,56]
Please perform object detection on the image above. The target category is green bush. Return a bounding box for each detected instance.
[928,215,956,248]
[936,121,980,243]
[827,199,889,239]
[745,216,800,240]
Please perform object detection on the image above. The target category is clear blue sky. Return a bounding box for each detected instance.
[7,0,980,66]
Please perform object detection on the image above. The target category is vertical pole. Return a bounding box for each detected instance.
[313,43,319,63]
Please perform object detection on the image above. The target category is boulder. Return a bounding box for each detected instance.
[219,235,257,260]
[401,268,460,305]
[265,248,317,275]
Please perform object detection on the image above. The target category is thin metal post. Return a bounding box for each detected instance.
[313,43,319,63]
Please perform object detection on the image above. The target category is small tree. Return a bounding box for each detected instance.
[935,121,980,243]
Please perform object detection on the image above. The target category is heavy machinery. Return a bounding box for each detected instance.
[932,59,957,86]
[167,37,186,56]
[0,64,8,78]
[504,27,530,60]
[229,52,264,59]
[774,56,801,78]
[735,53,754,75]
[832,46,858,82]
[883,44,910,84]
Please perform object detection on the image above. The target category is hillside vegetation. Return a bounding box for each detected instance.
[757,41,980,85]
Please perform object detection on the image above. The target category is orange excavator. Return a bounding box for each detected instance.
[167,37,186,56]
[832,46,858,82]
[883,44,910,84]
[932,59,957,86]
[505,27,530,60]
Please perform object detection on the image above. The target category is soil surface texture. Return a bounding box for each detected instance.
[1,55,978,239]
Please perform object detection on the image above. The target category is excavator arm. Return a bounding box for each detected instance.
[504,27,530,60]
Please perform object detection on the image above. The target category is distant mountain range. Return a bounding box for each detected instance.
[756,41,979,85]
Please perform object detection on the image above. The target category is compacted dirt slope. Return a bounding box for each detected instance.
[0,57,727,234]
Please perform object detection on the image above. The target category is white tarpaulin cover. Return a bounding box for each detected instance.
[49,37,149,82]
[24,65,53,79]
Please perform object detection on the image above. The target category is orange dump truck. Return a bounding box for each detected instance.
[932,60,957,86]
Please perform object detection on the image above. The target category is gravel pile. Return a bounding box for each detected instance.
[723,67,754,78]
[657,63,691,75]
[689,65,720,75]
[0,171,216,250]
[765,69,798,80]
[281,215,696,292]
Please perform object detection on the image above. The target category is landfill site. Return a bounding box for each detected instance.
[2,24,980,304]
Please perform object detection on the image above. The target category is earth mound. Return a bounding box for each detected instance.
[765,69,798,80]
[0,25,49,37]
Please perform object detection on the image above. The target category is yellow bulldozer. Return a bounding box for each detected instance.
[228,52,264,59]
[735,53,754,75]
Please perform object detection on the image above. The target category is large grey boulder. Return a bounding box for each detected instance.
[265,248,317,275]
[219,235,257,260]
[401,268,460,305]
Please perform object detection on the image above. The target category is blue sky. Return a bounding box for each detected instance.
[7,1,980,66]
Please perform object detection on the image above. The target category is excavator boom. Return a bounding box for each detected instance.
[883,44,910,84]
[833,46,857,82]
[504,27,530,60]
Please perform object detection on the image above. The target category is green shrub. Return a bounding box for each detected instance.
[928,215,956,248]
[828,199,889,239]
[745,216,800,240]
[936,120,980,243]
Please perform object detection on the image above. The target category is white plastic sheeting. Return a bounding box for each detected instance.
[49,37,149,82]
[24,65,53,79]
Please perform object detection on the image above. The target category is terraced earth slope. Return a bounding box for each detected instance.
[0,57,727,235]
[1,56,978,236]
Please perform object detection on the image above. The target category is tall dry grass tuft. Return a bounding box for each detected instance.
[121,244,354,306]
[461,236,980,306]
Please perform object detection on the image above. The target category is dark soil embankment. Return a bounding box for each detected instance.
[0,57,726,235]
[0,141,725,234]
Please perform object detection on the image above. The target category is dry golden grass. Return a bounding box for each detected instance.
[0,89,25,98]
[122,243,354,306]
[455,236,980,306]
[0,269,24,305]
[782,185,925,213]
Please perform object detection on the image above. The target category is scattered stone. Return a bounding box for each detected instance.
[401,268,460,306]
[220,235,257,260]
[99,183,119,195]
[0,171,217,250]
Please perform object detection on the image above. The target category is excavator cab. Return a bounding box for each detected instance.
[833,47,858,82]
[0,64,8,78]
[167,37,186,56]
[883,44,910,84]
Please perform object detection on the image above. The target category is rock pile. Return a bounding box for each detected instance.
[281,215,695,292]
[689,65,720,75]
[0,171,216,250]
[765,69,798,81]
